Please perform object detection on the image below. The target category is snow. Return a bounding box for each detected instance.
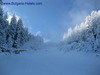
[62,10,100,52]
[0,3,100,75]
[0,44,100,75]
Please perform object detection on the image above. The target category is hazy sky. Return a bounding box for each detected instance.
[3,0,100,41]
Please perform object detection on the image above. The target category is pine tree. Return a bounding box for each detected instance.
[62,11,100,52]
[20,27,29,44]
[16,18,24,48]
[0,0,43,49]
[9,14,17,48]
[4,12,9,28]
[0,0,6,47]
[0,0,4,29]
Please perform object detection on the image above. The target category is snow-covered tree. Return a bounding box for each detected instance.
[0,0,44,50]
[15,18,25,48]
[62,10,100,52]
[20,34,44,50]
[19,27,29,45]
[3,12,9,29]
[0,0,6,47]
[9,14,18,48]
[0,0,3,29]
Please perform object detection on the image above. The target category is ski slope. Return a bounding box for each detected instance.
[0,44,100,75]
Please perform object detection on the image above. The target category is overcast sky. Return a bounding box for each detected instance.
[3,0,100,41]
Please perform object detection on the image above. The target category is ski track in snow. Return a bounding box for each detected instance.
[0,45,100,75]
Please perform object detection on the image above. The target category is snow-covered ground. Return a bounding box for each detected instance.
[0,44,100,75]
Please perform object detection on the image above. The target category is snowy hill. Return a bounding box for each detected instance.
[0,45,100,75]
[0,0,100,74]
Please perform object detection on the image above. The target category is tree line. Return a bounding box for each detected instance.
[0,0,43,49]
